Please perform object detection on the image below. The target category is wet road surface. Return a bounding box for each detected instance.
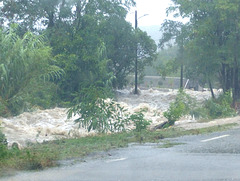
[2,128,240,181]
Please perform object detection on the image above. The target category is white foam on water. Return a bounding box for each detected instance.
[0,89,216,148]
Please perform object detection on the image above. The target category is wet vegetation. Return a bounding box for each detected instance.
[163,90,236,127]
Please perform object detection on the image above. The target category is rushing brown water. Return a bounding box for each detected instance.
[1,88,215,148]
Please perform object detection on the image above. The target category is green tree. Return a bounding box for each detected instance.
[159,20,190,89]
[165,0,240,103]
[136,29,157,80]
[1,0,157,109]
[67,86,129,133]
[1,0,135,32]
[0,25,63,115]
[99,16,157,88]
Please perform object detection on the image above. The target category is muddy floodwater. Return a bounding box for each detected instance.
[0,88,217,148]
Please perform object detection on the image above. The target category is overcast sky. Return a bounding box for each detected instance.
[126,0,176,27]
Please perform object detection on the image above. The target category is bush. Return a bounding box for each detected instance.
[0,97,10,117]
[23,81,60,110]
[204,92,236,119]
[129,110,151,143]
[68,86,153,134]
[68,86,129,133]
[163,90,196,128]
[130,111,151,132]
[163,101,186,127]
[0,126,8,160]
[2,80,60,116]
[163,90,236,128]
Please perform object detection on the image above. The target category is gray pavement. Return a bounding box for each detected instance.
[2,128,240,181]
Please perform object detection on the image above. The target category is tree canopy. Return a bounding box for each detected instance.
[0,0,157,116]
[0,25,64,115]
[160,0,240,103]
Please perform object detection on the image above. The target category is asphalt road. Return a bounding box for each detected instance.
[2,128,240,181]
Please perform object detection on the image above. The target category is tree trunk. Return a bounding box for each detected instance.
[233,58,239,104]
[221,63,226,92]
[47,11,54,28]
[180,63,183,89]
[226,65,231,92]
[76,1,86,30]
[59,0,66,21]
[233,21,240,104]
[208,79,215,99]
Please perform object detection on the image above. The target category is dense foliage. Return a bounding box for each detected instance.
[67,86,129,133]
[164,90,236,128]
[0,0,156,117]
[159,0,240,104]
[203,92,236,119]
[0,25,63,116]
[0,123,8,160]
[164,90,196,127]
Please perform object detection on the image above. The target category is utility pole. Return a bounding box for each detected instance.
[134,10,138,94]
[134,11,148,94]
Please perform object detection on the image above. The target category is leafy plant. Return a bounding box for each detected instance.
[0,25,64,116]
[0,125,8,160]
[164,90,236,126]
[164,102,185,127]
[0,97,10,117]
[68,86,129,133]
[163,90,196,128]
[128,110,152,143]
[22,81,60,110]
[204,92,236,119]
[130,111,151,132]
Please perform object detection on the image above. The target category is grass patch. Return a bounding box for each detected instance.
[0,123,237,177]
[157,141,185,148]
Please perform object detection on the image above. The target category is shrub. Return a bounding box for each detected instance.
[163,89,197,128]
[68,86,129,133]
[204,92,236,119]
[68,86,153,134]
[129,110,151,143]
[163,90,236,127]
[130,111,151,132]
[22,81,60,110]
[164,101,186,127]
[0,97,10,117]
[0,26,63,116]
[0,126,8,160]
